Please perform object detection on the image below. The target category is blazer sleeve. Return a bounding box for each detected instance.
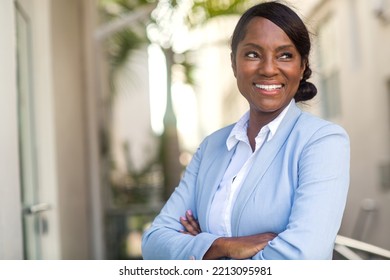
[141,138,220,260]
[255,123,350,259]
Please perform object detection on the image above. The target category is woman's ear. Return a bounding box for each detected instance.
[231,52,237,77]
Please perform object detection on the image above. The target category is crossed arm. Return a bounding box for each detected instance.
[180,210,277,260]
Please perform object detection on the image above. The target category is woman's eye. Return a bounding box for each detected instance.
[246,51,259,58]
[279,52,293,59]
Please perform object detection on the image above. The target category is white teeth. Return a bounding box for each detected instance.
[255,84,282,91]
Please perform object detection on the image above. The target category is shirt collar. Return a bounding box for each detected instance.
[226,100,293,150]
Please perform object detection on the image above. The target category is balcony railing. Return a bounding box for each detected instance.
[333,235,390,260]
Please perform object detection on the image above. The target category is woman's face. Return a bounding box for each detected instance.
[232,17,305,118]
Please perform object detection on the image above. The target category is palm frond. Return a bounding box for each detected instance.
[186,0,251,27]
[107,28,147,71]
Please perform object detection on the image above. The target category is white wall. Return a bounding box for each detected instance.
[50,0,91,259]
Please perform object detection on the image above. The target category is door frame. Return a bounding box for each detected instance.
[0,0,24,260]
[14,0,61,259]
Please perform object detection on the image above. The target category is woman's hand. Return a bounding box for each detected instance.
[179,210,277,259]
[179,210,201,236]
[204,233,277,260]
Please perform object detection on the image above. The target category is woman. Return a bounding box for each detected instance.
[142,1,350,260]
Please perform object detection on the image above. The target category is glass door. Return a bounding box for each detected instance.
[15,0,51,259]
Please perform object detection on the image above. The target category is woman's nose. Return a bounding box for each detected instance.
[259,57,278,77]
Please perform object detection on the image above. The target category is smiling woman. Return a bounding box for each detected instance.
[231,17,306,149]
[141,1,350,260]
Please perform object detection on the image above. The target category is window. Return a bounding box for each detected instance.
[317,15,342,119]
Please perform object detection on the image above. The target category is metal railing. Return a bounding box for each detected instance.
[333,235,390,260]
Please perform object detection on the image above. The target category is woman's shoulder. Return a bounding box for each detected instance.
[209,123,236,137]
[200,123,236,147]
[296,110,349,139]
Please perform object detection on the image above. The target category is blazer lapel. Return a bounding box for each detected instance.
[198,140,238,233]
[230,103,302,236]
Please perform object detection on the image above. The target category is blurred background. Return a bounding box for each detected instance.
[1,0,389,260]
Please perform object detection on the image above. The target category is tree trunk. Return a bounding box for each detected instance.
[161,47,182,200]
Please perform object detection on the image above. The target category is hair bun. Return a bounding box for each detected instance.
[295,80,317,102]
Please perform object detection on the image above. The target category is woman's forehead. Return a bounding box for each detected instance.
[240,17,294,46]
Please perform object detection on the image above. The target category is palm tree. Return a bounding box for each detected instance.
[98,0,252,201]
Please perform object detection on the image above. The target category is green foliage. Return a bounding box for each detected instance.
[108,29,146,70]
[187,0,251,27]
[100,0,156,18]
[99,0,153,71]
[98,0,158,99]
[99,0,251,86]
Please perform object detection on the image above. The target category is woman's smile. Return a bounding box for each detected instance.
[254,83,284,95]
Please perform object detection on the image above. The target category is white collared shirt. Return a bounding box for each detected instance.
[208,101,292,236]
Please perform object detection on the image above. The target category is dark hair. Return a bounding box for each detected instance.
[231,1,317,102]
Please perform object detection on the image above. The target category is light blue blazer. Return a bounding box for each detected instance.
[142,102,350,260]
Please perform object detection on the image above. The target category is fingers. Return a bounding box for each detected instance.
[179,210,201,236]
[185,210,201,233]
[180,217,198,235]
